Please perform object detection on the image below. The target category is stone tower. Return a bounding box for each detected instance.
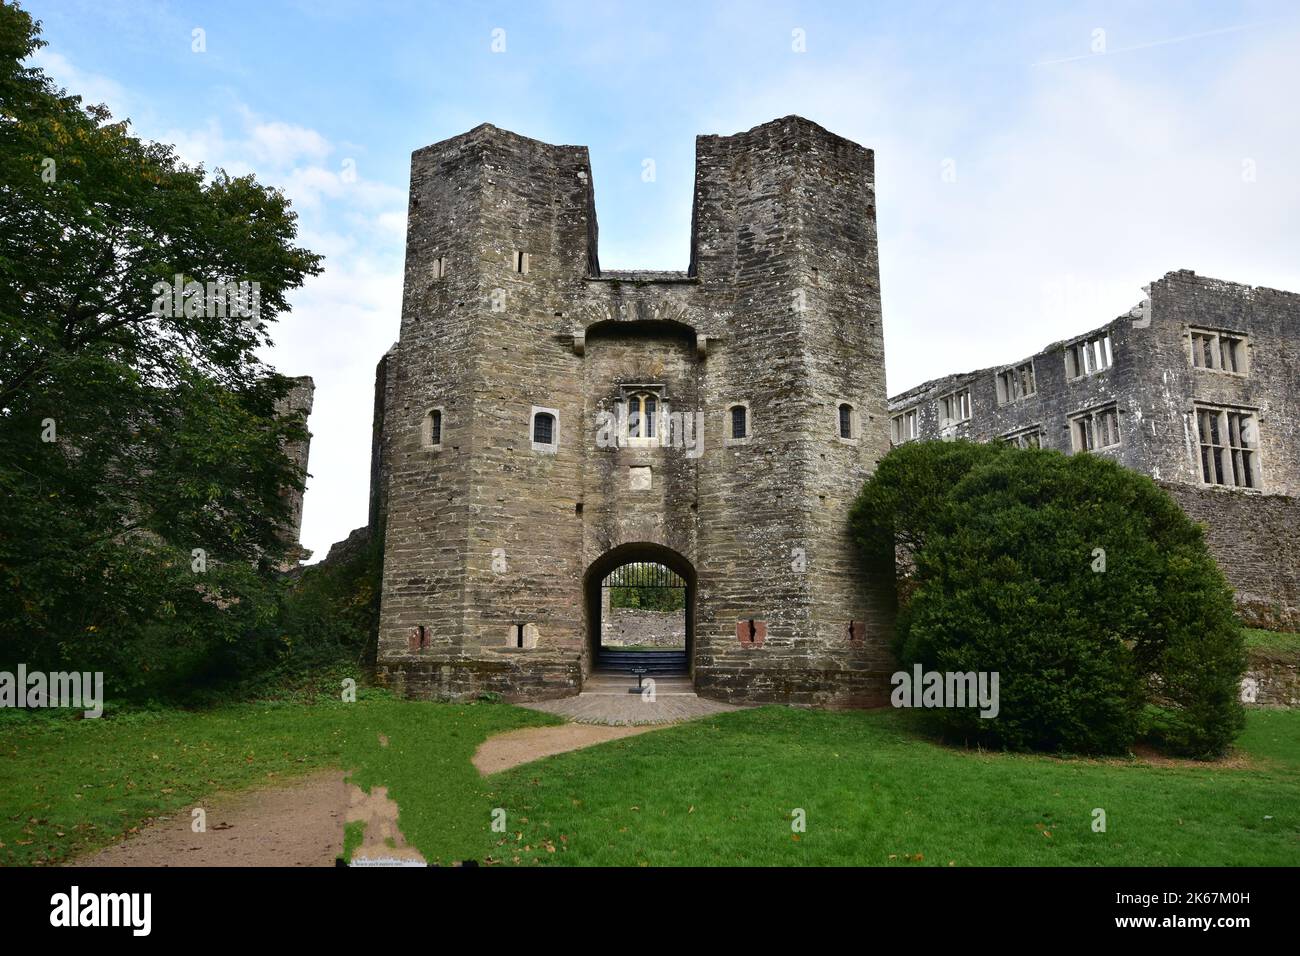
[374,116,895,706]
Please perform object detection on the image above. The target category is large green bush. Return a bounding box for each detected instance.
[851,441,1246,757]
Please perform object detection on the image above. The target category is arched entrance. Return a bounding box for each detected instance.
[584,543,695,678]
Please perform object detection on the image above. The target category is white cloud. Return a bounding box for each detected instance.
[29,49,130,118]
[704,23,1300,396]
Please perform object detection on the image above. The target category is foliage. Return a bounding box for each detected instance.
[609,587,685,612]
[607,562,687,611]
[852,441,1246,757]
[0,7,322,686]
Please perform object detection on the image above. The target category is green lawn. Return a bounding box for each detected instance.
[0,693,558,866]
[485,707,1300,866]
[2,696,1296,867]
[1244,628,1300,657]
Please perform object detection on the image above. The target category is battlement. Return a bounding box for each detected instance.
[405,116,876,289]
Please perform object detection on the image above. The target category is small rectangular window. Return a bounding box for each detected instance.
[533,413,554,445]
[513,250,529,274]
[731,405,748,440]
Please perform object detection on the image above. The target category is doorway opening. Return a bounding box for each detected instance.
[584,543,693,677]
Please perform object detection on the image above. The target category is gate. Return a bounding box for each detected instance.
[597,561,688,674]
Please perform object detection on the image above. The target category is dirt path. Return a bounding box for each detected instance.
[74,770,350,867]
[472,723,662,775]
[74,722,679,864]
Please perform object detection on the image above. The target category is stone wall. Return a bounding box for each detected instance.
[374,117,897,705]
[1164,483,1300,629]
[275,374,315,566]
[1242,655,1299,707]
[603,608,686,647]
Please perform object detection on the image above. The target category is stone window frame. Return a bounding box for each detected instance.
[938,388,972,427]
[530,405,560,454]
[995,360,1037,405]
[833,400,859,443]
[504,622,540,650]
[1188,326,1249,376]
[890,407,918,444]
[1065,332,1113,379]
[512,250,530,274]
[421,406,445,451]
[621,383,666,447]
[1068,402,1121,453]
[725,401,752,446]
[432,256,447,281]
[1193,403,1263,491]
[1001,424,1044,450]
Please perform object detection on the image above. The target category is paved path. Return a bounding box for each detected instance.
[519,673,744,725]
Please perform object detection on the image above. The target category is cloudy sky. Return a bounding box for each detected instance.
[23,0,1300,561]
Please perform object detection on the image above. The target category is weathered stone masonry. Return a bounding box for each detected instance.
[888,270,1300,629]
[373,117,896,705]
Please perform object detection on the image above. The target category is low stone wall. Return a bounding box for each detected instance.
[1162,483,1300,630]
[375,656,580,703]
[1242,654,1299,707]
[603,608,686,647]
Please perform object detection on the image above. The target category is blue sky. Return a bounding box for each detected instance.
[22,0,1300,559]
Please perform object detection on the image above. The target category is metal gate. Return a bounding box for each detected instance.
[597,561,688,674]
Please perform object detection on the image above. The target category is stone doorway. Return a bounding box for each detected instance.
[584,543,694,678]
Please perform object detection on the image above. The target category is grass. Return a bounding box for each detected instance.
[1244,628,1300,658]
[2,696,1296,867]
[342,820,366,862]
[485,707,1300,866]
[0,692,558,866]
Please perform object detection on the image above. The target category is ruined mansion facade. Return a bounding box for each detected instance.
[363,116,1298,705]
[889,270,1300,629]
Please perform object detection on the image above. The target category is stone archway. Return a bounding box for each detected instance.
[583,542,696,680]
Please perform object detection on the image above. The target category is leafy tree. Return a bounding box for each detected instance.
[0,5,322,686]
[852,441,1246,757]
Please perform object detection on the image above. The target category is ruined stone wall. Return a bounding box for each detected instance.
[603,608,686,647]
[275,374,315,565]
[1164,483,1300,630]
[1242,656,1299,707]
[375,117,896,705]
[888,270,1300,627]
[1142,271,1300,496]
